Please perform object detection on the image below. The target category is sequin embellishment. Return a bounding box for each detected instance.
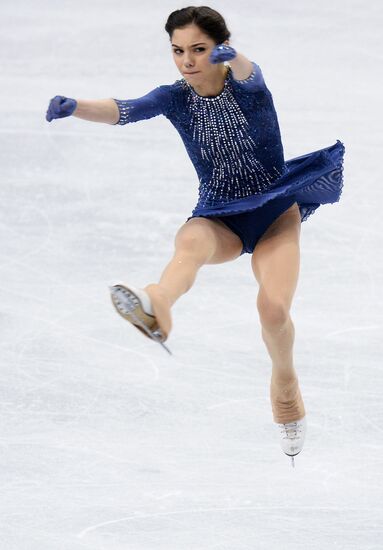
[114,99,130,125]
[182,78,283,207]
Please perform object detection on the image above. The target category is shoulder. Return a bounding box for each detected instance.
[156,78,188,118]
[156,79,185,97]
[154,79,185,102]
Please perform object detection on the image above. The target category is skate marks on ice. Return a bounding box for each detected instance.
[77,504,383,548]
[324,324,383,339]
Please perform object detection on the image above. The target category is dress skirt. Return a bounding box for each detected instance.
[190,140,345,223]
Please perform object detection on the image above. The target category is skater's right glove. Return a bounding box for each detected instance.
[46,95,77,122]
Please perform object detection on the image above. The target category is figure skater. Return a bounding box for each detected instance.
[46,6,345,466]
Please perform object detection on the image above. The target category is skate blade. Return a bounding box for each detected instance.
[110,284,172,355]
[127,308,172,355]
[285,451,301,468]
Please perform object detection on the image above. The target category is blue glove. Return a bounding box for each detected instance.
[46,95,77,122]
[209,44,237,64]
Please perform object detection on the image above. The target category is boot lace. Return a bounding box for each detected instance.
[278,421,302,439]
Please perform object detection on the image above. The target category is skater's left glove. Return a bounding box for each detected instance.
[209,44,237,64]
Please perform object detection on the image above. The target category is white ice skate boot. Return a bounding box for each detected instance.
[109,283,172,355]
[276,416,307,468]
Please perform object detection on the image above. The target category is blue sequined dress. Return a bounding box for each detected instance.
[114,62,344,222]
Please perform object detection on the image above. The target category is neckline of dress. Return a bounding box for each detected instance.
[184,66,231,100]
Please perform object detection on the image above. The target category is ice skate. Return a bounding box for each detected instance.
[109,282,172,355]
[276,416,307,467]
[270,376,306,467]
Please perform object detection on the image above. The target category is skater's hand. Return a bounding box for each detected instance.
[46,95,77,122]
[209,44,237,64]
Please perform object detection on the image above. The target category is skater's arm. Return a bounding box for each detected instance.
[209,44,266,92]
[227,52,254,81]
[229,58,266,92]
[73,99,120,124]
[112,85,173,125]
[46,86,173,125]
[46,96,119,124]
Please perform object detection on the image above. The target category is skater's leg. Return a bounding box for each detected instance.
[155,217,242,304]
[251,202,305,423]
[144,217,243,337]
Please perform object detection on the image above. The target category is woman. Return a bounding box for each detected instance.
[46,6,345,465]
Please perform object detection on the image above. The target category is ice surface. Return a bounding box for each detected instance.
[1,0,382,549]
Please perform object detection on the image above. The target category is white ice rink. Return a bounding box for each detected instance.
[1,0,382,548]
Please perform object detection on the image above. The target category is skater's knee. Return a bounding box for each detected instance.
[174,222,216,263]
[257,291,290,331]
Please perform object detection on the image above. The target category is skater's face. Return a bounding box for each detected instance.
[171,24,229,87]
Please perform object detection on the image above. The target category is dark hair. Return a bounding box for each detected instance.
[165,6,231,44]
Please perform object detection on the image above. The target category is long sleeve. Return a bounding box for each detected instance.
[113,84,173,125]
